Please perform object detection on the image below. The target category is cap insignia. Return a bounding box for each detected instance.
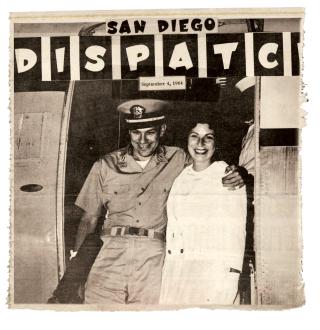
[130,105,145,119]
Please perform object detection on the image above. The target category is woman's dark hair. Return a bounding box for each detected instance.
[183,105,223,161]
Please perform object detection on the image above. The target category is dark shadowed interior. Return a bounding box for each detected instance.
[63,78,255,303]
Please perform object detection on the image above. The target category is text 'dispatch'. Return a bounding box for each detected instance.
[14,32,301,81]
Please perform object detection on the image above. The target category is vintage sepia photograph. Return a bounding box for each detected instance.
[10,8,304,309]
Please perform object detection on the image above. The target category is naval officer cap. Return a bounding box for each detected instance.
[117,99,170,129]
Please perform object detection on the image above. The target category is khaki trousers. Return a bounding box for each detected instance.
[85,235,165,305]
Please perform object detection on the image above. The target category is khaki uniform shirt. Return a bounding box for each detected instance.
[75,145,187,234]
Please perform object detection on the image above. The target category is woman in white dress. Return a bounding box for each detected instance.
[159,115,247,306]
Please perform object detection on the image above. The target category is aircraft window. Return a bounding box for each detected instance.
[20,184,43,192]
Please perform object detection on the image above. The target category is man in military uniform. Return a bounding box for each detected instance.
[73,99,246,305]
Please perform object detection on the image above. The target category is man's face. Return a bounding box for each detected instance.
[129,124,166,160]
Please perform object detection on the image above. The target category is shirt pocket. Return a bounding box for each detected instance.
[151,181,172,211]
[102,184,132,212]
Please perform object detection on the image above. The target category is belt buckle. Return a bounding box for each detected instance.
[126,227,157,238]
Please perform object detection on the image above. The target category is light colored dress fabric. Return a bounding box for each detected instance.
[159,161,247,305]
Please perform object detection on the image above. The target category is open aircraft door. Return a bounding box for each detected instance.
[13,85,73,303]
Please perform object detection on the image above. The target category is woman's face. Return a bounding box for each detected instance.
[188,123,215,167]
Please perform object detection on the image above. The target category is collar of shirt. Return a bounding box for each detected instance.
[117,144,168,171]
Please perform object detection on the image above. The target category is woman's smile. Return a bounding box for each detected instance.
[194,148,208,155]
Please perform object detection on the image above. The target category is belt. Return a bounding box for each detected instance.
[101,226,165,241]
